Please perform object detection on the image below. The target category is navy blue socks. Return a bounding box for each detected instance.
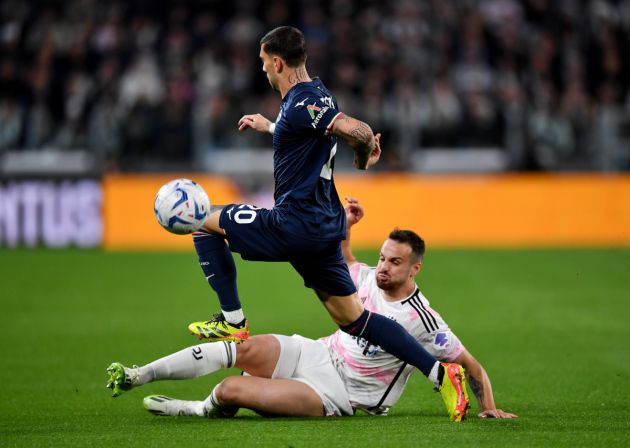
[193,233,242,318]
[340,309,439,378]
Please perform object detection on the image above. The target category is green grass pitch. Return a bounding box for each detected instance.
[1,247,629,447]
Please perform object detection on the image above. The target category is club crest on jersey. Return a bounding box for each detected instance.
[319,96,334,108]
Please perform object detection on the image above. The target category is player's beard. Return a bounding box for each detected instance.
[376,277,391,290]
[376,269,409,291]
[376,273,397,291]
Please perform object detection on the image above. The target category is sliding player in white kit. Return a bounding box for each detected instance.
[107,199,516,420]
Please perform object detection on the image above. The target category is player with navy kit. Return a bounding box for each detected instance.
[182,26,467,419]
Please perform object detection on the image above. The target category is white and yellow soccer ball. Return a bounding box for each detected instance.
[153,178,210,234]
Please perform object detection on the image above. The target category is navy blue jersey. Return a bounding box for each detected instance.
[271,78,346,241]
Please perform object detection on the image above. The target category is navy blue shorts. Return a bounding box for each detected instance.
[219,204,356,297]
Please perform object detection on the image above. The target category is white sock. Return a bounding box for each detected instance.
[202,384,238,417]
[428,362,441,388]
[138,341,237,385]
[186,400,207,417]
[223,308,245,325]
[203,385,222,416]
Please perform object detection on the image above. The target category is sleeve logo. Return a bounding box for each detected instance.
[307,103,322,119]
[308,103,330,128]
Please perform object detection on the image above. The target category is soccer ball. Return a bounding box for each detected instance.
[154,178,210,234]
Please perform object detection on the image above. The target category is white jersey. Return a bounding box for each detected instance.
[319,263,465,415]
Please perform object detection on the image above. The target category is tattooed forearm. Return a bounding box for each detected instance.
[332,115,375,169]
[288,67,310,85]
[350,121,374,168]
[350,122,373,147]
[468,373,485,405]
[334,116,373,148]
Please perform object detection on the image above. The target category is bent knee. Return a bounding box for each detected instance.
[235,335,279,369]
[214,377,244,406]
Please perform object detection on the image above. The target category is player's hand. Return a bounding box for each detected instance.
[238,114,273,133]
[478,409,518,419]
[365,133,381,169]
[344,196,364,227]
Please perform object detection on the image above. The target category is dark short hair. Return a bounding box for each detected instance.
[260,26,307,67]
[388,228,425,262]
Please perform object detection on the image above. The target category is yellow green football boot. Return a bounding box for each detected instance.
[188,313,249,342]
[106,362,139,397]
[438,362,470,422]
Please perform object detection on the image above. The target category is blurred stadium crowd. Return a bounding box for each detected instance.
[1,0,629,172]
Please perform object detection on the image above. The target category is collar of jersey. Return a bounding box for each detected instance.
[282,78,321,103]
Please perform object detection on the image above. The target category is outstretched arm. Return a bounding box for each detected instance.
[237,111,381,169]
[330,115,381,170]
[453,350,518,419]
[341,197,364,267]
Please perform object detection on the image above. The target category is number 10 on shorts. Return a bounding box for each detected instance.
[226,204,260,224]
